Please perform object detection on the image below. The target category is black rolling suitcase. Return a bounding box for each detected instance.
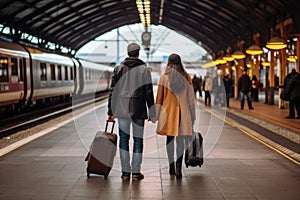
[185,131,204,168]
[85,120,117,179]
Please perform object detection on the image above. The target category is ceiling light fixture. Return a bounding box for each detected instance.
[287,55,297,62]
[232,51,246,59]
[265,36,287,50]
[246,45,263,55]
[136,0,151,28]
[222,54,235,61]
[261,61,270,66]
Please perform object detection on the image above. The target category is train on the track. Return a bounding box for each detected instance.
[0,40,114,114]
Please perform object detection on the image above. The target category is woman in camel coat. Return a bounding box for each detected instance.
[156,54,196,178]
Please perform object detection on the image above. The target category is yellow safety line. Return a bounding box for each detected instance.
[238,128,300,166]
[202,105,300,166]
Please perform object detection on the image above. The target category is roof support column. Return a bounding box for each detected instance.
[268,50,275,105]
[277,23,287,109]
[234,59,244,99]
[296,34,300,72]
[279,48,287,109]
[253,55,260,77]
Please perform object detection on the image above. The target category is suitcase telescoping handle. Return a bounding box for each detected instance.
[105,120,115,134]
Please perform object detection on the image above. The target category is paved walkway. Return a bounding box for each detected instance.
[0,100,299,199]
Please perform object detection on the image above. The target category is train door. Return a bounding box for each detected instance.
[20,58,28,106]
[10,57,25,105]
[0,57,9,92]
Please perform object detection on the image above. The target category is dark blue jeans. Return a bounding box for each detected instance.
[118,118,144,176]
[240,91,253,109]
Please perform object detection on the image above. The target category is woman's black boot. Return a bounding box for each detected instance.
[169,163,175,175]
[175,156,183,179]
[166,136,175,175]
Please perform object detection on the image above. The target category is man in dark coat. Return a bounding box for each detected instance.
[238,70,254,110]
[192,75,199,97]
[192,75,202,98]
[212,70,224,106]
[107,43,156,181]
[283,69,300,119]
[285,71,300,119]
[223,73,233,107]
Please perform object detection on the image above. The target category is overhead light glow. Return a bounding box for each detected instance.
[266,36,287,50]
[232,51,245,59]
[287,55,297,62]
[246,45,263,55]
[215,58,227,65]
[136,0,151,28]
[222,54,235,61]
[261,61,270,66]
[202,61,217,68]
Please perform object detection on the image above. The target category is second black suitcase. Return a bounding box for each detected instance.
[85,120,117,179]
[185,131,204,168]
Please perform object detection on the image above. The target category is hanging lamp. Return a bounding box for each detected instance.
[246,45,263,55]
[266,36,287,50]
[232,51,246,59]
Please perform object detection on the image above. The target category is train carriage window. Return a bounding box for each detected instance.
[19,58,24,82]
[0,57,8,82]
[57,65,62,81]
[70,67,74,80]
[11,58,18,83]
[85,69,88,80]
[93,70,96,80]
[50,64,56,81]
[64,66,68,80]
[40,63,47,81]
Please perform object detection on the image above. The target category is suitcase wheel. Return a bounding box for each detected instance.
[104,175,108,179]
[87,173,90,178]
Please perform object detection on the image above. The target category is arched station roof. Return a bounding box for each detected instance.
[0,0,299,57]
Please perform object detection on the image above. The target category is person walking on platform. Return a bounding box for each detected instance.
[285,69,300,119]
[223,73,233,107]
[107,43,156,181]
[155,54,196,179]
[203,72,212,106]
[251,75,259,102]
[199,75,203,97]
[212,70,224,106]
[192,75,201,98]
[238,70,254,110]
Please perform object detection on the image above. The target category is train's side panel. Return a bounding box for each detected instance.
[0,41,30,108]
[0,40,113,111]
[79,60,113,95]
[71,58,80,96]
[30,53,75,103]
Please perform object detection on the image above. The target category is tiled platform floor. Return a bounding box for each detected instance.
[0,101,299,200]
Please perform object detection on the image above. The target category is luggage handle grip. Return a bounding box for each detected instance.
[105,120,115,134]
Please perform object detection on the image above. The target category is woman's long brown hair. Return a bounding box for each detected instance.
[164,54,190,93]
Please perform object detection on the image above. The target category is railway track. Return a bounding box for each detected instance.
[0,93,108,138]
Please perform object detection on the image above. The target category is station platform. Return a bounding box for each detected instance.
[0,97,300,200]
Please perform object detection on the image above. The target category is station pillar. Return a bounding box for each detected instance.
[254,55,260,77]
[234,59,244,99]
[268,50,275,105]
[297,34,300,72]
[279,46,287,109]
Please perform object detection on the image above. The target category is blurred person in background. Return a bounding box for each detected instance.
[203,72,212,107]
[238,70,254,110]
